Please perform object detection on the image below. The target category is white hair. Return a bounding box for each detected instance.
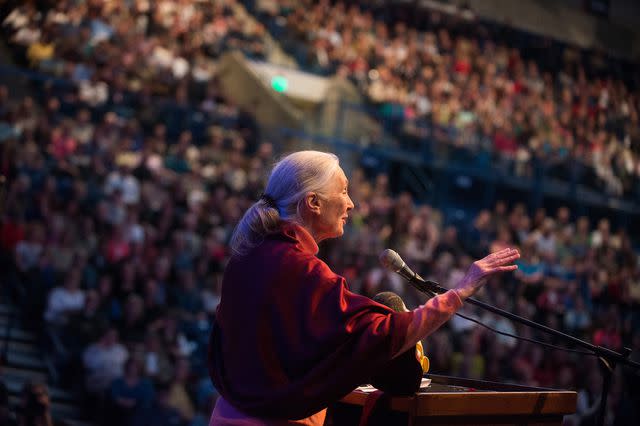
[230,151,340,255]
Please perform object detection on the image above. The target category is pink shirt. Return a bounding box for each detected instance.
[210,397,326,426]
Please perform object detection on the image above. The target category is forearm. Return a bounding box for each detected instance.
[392,247,519,357]
[394,290,463,357]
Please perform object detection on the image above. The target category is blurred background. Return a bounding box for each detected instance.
[0,0,639,425]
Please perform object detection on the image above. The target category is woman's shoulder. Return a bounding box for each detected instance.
[227,235,341,290]
[231,223,319,263]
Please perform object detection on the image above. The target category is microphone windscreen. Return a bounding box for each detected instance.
[379,249,403,271]
[373,291,408,313]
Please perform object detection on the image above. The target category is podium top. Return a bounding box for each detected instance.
[341,374,577,417]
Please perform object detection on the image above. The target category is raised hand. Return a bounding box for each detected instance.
[454,248,520,300]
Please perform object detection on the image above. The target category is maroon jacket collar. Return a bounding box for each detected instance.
[277,221,319,255]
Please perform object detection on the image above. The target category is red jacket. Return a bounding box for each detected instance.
[208,222,413,420]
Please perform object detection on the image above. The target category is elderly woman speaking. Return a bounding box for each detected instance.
[208,151,519,425]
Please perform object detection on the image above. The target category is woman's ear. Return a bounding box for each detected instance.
[303,192,321,215]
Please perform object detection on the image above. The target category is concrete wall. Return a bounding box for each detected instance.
[216,52,302,131]
[445,0,640,60]
[217,53,383,149]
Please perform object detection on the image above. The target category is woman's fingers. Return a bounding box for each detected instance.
[484,249,520,266]
[494,247,516,255]
[475,249,519,277]
[457,249,520,300]
[492,248,519,260]
[470,248,521,277]
[498,251,520,264]
[497,265,518,272]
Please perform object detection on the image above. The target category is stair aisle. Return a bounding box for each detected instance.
[1,301,94,426]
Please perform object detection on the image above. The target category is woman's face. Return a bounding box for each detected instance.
[312,168,354,242]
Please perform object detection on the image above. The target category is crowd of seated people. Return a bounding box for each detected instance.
[250,0,640,198]
[0,1,639,425]
[2,0,267,97]
[4,1,640,200]
[1,71,639,423]
[0,73,264,424]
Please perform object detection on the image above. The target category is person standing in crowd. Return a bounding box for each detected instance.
[208,151,520,425]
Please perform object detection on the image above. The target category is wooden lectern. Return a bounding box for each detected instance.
[331,374,577,425]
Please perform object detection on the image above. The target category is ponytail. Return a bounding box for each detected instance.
[229,198,281,255]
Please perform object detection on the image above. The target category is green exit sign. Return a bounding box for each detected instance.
[271,76,288,93]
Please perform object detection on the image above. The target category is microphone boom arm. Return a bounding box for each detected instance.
[419,279,637,368]
[396,260,640,426]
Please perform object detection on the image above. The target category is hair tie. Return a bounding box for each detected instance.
[260,193,277,209]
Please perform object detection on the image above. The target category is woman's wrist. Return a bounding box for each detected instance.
[449,287,466,304]
[453,277,473,300]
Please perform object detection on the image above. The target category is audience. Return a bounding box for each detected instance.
[1,1,639,425]
[108,358,155,426]
[250,0,640,197]
[82,327,128,398]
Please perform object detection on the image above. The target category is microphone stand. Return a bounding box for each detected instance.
[404,275,640,426]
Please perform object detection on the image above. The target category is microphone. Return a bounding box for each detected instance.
[373,291,409,313]
[379,249,447,297]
